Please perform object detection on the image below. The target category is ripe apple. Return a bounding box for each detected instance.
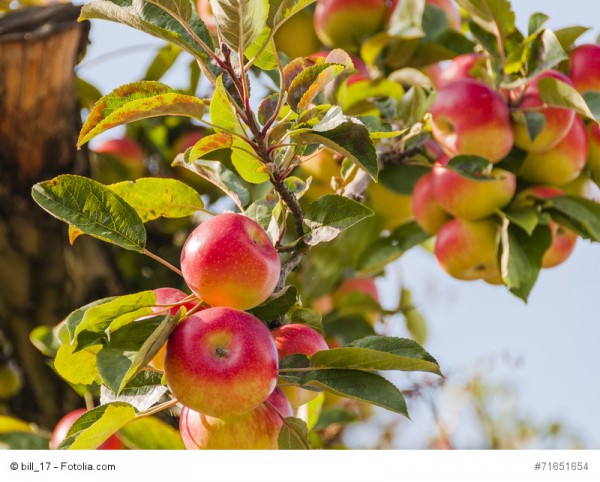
[93,137,145,164]
[149,288,199,372]
[431,164,516,220]
[434,218,500,281]
[179,388,292,450]
[511,186,578,269]
[519,116,588,186]
[411,172,451,234]
[50,409,123,450]
[335,277,380,303]
[164,308,278,418]
[563,175,594,199]
[513,70,576,153]
[272,324,329,408]
[313,0,388,52]
[569,44,600,94]
[586,121,600,179]
[367,181,413,230]
[180,213,280,310]
[173,129,205,155]
[438,53,487,88]
[430,79,514,163]
[196,0,217,35]
[275,10,322,59]
[91,137,146,183]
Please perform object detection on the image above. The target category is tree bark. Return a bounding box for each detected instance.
[0,5,124,429]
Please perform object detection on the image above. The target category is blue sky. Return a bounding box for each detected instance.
[78,0,600,448]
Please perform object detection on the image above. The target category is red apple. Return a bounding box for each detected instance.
[432,164,516,220]
[586,122,600,179]
[180,213,280,310]
[165,308,278,418]
[335,277,380,303]
[519,116,588,186]
[438,53,487,88]
[430,79,514,163]
[93,137,145,164]
[50,409,123,450]
[542,222,578,269]
[150,288,199,372]
[412,172,451,234]
[434,218,500,281]
[513,70,576,153]
[179,388,292,449]
[313,0,388,52]
[173,130,205,155]
[272,324,328,408]
[569,44,600,94]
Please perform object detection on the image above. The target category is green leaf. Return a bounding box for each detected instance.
[258,93,280,125]
[292,109,378,180]
[79,0,214,63]
[100,371,168,411]
[455,0,515,38]
[32,175,147,252]
[0,432,51,450]
[554,26,590,50]
[298,369,408,416]
[323,315,376,345]
[54,343,100,386]
[378,164,429,195]
[547,196,600,241]
[340,79,405,114]
[527,12,549,36]
[583,92,600,123]
[249,286,298,321]
[209,0,268,51]
[246,198,281,241]
[288,62,348,112]
[304,194,373,245]
[538,77,596,122]
[405,309,428,346]
[78,81,208,146]
[210,75,245,135]
[58,403,136,450]
[357,222,431,276]
[119,417,185,450]
[446,155,494,180]
[504,206,539,236]
[64,297,116,343]
[144,44,182,81]
[524,29,568,78]
[187,132,234,159]
[396,86,433,126]
[268,0,314,29]
[310,336,440,375]
[29,326,60,358]
[109,178,203,223]
[97,313,179,394]
[500,222,552,302]
[522,111,546,143]
[314,407,358,430]
[278,417,309,450]
[172,156,250,210]
[289,307,324,333]
[73,291,156,344]
[231,138,270,184]
[245,26,278,70]
[387,0,425,39]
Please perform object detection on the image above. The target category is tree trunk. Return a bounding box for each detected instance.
[0,4,124,429]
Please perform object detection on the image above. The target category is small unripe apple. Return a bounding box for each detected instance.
[272,324,329,408]
[0,362,21,400]
[368,182,413,230]
[434,218,500,281]
[50,409,123,450]
[411,172,451,234]
[569,44,600,94]
[275,10,322,59]
[181,213,280,310]
[586,122,600,179]
[438,53,487,88]
[164,308,278,418]
[431,164,516,220]
[519,116,588,186]
[314,0,388,52]
[513,71,576,153]
[179,388,292,450]
[149,288,199,372]
[430,79,514,163]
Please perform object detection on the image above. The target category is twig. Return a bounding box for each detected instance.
[135,399,179,419]
[142,249,183,277]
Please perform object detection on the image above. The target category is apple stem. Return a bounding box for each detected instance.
[136,399,179,420]
[142,249,183,277]
[84,391,94,411]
